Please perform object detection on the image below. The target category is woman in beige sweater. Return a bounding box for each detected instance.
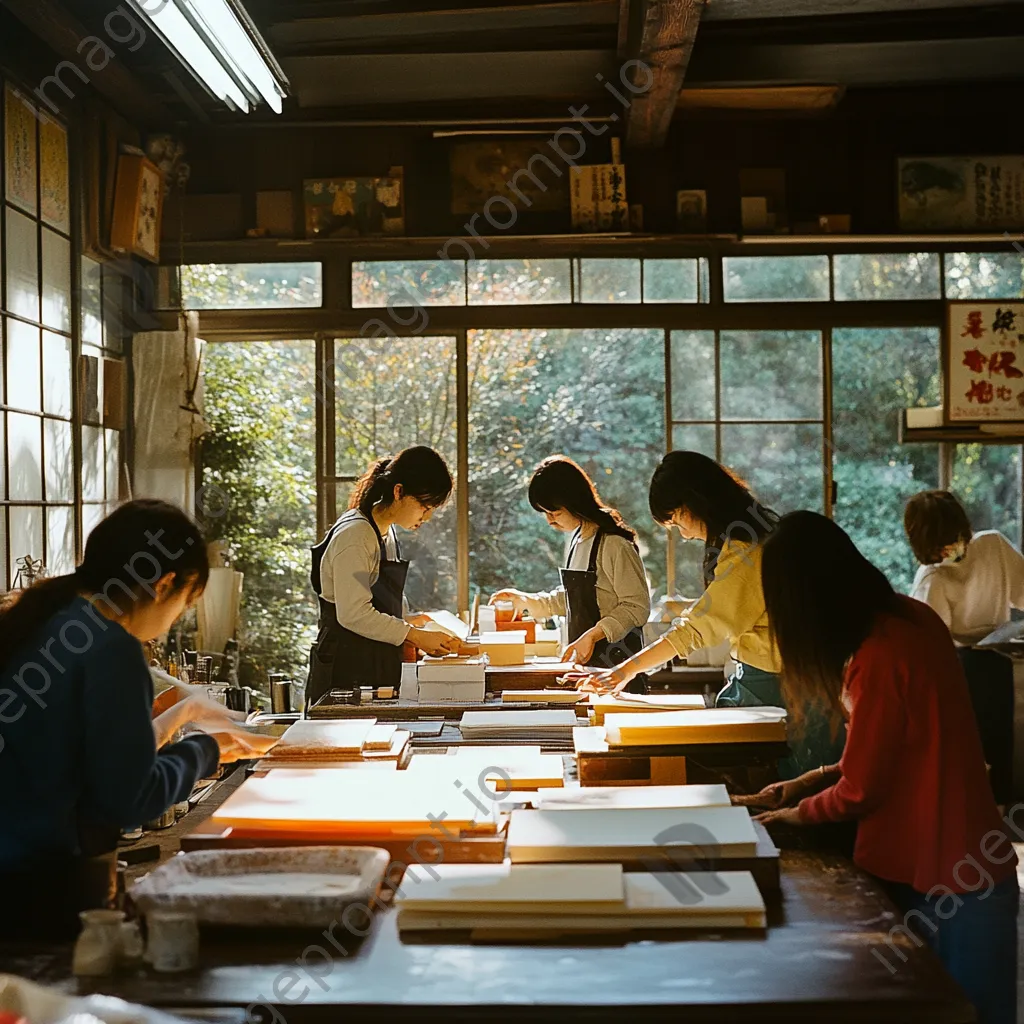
[590,451,845,777]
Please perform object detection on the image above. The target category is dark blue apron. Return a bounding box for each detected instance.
[561,528,646,692]
[307,510,409,706]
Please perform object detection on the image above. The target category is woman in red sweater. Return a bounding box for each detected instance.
[751,511,1017,1024]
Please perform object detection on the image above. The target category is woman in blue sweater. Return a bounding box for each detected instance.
[0,499,271,938]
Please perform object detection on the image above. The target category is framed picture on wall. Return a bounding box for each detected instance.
[303,174,404,238]
[899,157,1024,231]
[946,301,1024,423]
[39,116,70,233]
[110,154,164,263]
[4,84,38,213]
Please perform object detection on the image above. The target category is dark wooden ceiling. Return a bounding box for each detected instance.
[8,0,1024,143]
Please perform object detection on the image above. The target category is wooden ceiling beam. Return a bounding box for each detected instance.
[0,0,169,125]
[623,0,707,149]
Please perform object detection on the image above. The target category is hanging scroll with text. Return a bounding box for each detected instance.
[947,301,1024,423]
[899,157,1024,231]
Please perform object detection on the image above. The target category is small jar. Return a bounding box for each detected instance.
[145,911,199,973]
[72,909,125,977]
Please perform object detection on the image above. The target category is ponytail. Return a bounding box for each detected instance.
[349,446,453,519]
[0,499,208,673]
[528,455,638,549]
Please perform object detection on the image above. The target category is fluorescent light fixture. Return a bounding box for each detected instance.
[128,0,287,114]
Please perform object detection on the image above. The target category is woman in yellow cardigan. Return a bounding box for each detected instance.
[587,451,844,776]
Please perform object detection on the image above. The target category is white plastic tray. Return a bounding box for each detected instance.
[0,975,191,1024]
[129,846,389,928]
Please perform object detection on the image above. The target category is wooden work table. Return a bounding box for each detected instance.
[0,770,973,1023]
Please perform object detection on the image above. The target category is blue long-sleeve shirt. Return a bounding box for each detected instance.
[0,596,219,870]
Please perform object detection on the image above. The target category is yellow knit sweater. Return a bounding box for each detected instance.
[664,538,781,673]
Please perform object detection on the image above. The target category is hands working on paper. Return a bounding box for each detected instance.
[150,669,279,763]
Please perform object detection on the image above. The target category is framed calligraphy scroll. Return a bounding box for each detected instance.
[946,301,1024,423]
[4,84,37,213]
[899,157,1024,232]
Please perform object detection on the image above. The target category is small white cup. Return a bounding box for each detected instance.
[146,911,199,973]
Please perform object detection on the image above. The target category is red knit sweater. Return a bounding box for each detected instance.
[799,596,1017,894]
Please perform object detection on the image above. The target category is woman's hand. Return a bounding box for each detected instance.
[563,627,602,667]
[488,589,529,616]
[406,613,431,628]
[407,627,459,658]
[578,662,633,694]
[207,726,279,764]
[753,806,804,827]
[733,767,834,810]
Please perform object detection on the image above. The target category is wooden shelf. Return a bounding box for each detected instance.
[899,410,1024,445]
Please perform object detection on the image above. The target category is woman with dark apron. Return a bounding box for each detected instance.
[307,446,457,706]
[489,456,651,691]
[905,490,1024,806]
[585,451,846,778]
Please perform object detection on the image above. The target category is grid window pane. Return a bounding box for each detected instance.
[468,260,571,304]
[0,507,6,589]
[332,335,457,608]
[81,257,104,345]
[721,331,823,420]
[945,253,1024,300]
[352,261,464,307]
[181,263,324,310]
[7,320,41,411]
[82,426,104,501]
[670,330,715,420]
[671,423,716,456]
[46,505,74,575]
[6,207,40,321]
[469,328,665,596]
[723,255,829,302]
[83,503,104,543]
[42,331,72,417]
[44,417,74,501]
[10,504,43,566]
[8,411,42,500]
[834,253,941,301]
[721,423,824,513]
[644,259,699,303]
[578,259,641,303]
[0,415,4,496]
[832,327,941,592]
[41,228,72,332]
[952,445,1022,548]
[101,263,126,354]
[105,429,121,501]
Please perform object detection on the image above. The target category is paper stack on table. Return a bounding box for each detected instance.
[535,783,730,810]
[506,806,759,863]
[603,707,788,746]
[395,861,766,934]
[211,769,499,838]
[479,631,527,666]
[590,692,705,724]
[417,656,487,702]
[460,709,581,743]
[258,718,411,765]
[408,745,566,791]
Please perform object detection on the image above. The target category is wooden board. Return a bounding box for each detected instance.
[604,708,787,746]
[397,862,626,913]
[506,806,758,863]
[536,783,729,810]
[180,824,506,868]
[398,870,766,933]
[502,690,586,704]
[590,693,705,725]
[211,769,498,837]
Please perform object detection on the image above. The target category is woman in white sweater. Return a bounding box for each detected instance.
[490,456,651,684]
[904,489,1024,804]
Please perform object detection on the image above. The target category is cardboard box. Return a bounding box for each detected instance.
[480,631,527,666]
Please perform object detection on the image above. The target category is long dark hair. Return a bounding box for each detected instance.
[649,451,779,585]
[528,455,638,548]
[349,446,453,519]
[762,511,898,731]
[0,500,208,672]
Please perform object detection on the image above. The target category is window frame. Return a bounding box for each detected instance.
[187,239,1024,607]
